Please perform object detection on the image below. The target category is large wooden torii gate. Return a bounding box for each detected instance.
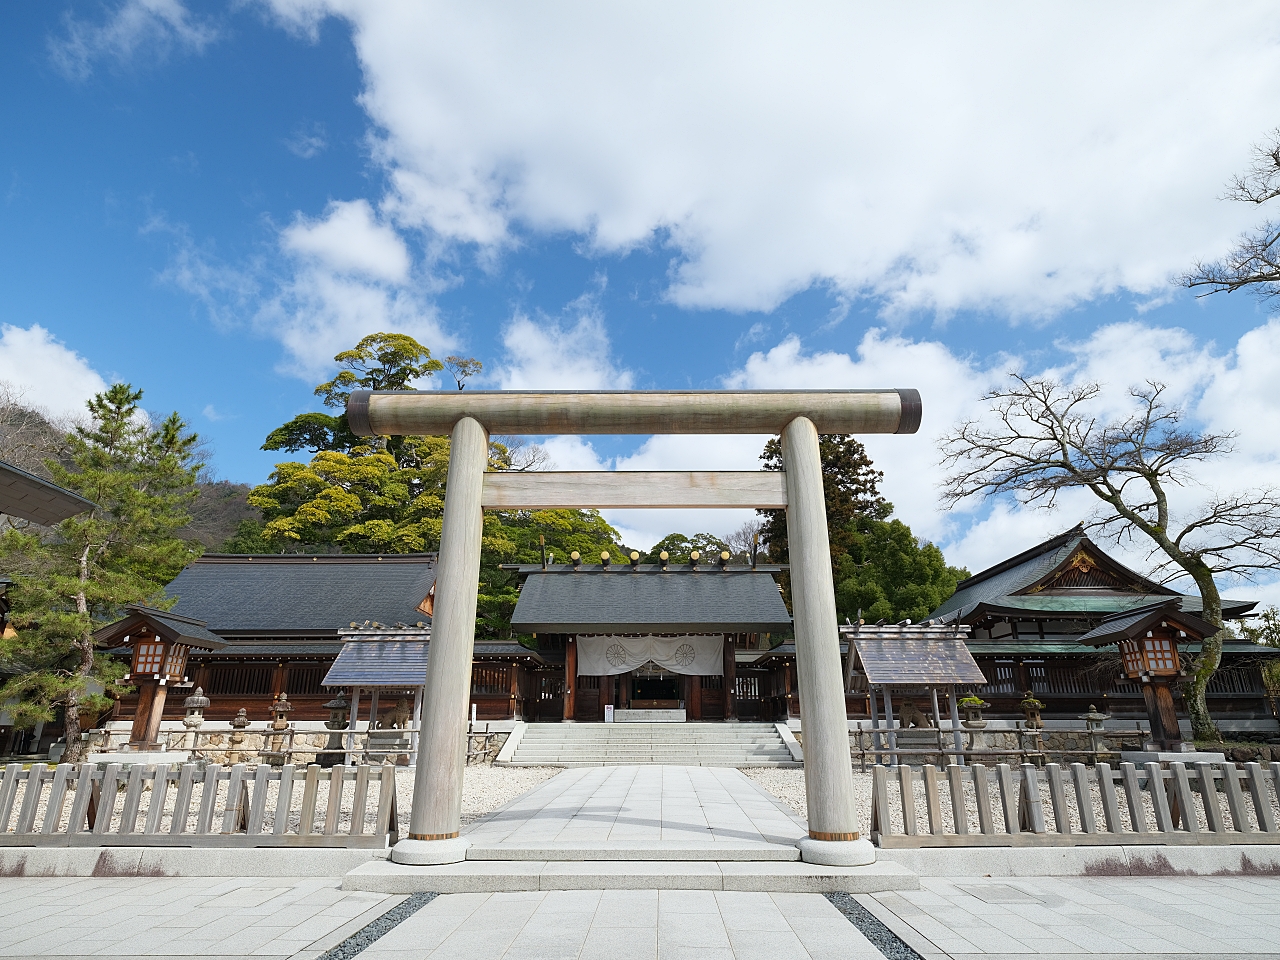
[348,388,921,867]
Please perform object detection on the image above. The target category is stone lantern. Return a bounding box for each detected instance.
[959,696,989,728]
[227,708,251,763]
[1079,600,1217,753]
[262,692,294,766]
[1080,704,1110,758]
[1020,691,1045,730]
[181,686,209,759]
[321,694,350,768]
[958,696,990,754]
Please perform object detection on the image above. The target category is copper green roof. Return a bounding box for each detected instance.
[931,526,1255,622]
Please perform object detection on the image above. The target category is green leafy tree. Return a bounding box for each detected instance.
[640,532,730,564]
[0,384,202,762]
[262,333,451,461]
[834,518,968,623]
[476,508,628,641]
[1239,607,1280,698]
[758,434,891,567]
[248,437,451,553]
[755,433,965,623]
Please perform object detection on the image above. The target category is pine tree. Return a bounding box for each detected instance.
[0,384,202,762]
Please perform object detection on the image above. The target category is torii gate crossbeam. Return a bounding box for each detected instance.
[348,389,921,868]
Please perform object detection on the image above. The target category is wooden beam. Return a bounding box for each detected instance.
[480,471,788,509]
[349,389,921,437]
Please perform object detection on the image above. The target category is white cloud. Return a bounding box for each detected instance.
[253,199,457,378]
[267,1,1280,318]
[49,0,218,80]
[727,331,1010,548]
[496,294,634,390]
[281,200,411,284]
[285,122,328,159]
[538,435,609,472]
[257,269,453,380]
[0,325,108,420]
[726,321,1280,603]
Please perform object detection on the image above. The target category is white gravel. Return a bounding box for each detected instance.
[398,764,564,828]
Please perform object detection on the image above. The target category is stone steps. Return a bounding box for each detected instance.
[508,722,799,766]
[343,857,919,893]
[465,841,802,861]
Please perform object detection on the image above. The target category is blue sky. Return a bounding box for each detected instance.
[3,2,1280,588]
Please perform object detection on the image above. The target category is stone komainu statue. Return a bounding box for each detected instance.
[898,700,934,728]
[379,697,413,729]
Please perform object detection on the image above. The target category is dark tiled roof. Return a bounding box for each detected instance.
[324,640,429,686]
[853,636,987,685]
[1077,600,1220,647]
[166,554,436,635]
[510,571,792,633]
[191,641,343,658]
[0,460,95,526]
[93,605,227,651]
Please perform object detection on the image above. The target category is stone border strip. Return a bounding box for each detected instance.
[825,892,923,960]
[318,891,437,960]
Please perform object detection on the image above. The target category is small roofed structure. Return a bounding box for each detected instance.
[93,605,226,751]
[320,625,551,760]
[0,460,95,526]
[841,621,983,762]
[1078,600,1218,752]
[850,630,987,687]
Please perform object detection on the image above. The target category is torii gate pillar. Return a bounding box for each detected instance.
[782,416,875,865]
[393,415,487,865]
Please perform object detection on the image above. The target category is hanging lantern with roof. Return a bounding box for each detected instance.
[1078,600,1216,753]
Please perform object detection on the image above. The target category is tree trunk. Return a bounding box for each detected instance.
[1183,563,1224,743]
[61,547,95,764]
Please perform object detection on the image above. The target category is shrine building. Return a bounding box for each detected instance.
[504,558,793,722]
[927,525,1277,736]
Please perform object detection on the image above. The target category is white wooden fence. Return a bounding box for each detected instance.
[872,761,1280,847]
[0,762,398,848]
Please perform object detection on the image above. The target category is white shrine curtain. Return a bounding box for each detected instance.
[576,635,723,677]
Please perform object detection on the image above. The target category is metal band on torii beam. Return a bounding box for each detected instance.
[347,388,922,437]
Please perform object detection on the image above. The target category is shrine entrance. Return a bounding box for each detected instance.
[347,388,921,868]
[631,671,680,708]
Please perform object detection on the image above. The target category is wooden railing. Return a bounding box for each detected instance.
[0,761,398,848]
[871,760,1280,848]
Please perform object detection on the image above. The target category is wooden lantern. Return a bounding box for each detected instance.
[1079,601,1213,753]
[91,605,225,753]
[122,633,190,750]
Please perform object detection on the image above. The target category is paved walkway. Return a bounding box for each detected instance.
[464,765,807,854]
[360,890,882,960]
[0,876,396,960]
[864,875,1280,959]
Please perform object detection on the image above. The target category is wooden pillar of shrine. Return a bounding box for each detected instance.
[564,637,577,720]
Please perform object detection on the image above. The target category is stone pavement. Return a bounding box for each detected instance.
[862,874,1280,959]
[0,876,397,960]
[359,890,883,960]
[462,765,807,855]
[6,872,1280,959]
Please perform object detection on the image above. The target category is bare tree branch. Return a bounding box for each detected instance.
[1182,129,1280,303]
[940,373,1280,741]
